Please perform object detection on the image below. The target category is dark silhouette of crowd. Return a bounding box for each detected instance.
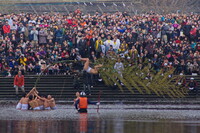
[0,10,199,77]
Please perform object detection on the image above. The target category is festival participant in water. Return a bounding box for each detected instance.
[16,93,28,110]
[78,57,103,74]
[34,92,56,110]
[75,91,100,113]
[73,92,80,105]
[48,95,56,110]
[29,96,41,111]
[36,95,45,110]
[36,95,51,110]
[27,89,41,111]
[16,87,37,110]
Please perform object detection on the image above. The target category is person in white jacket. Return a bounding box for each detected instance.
[114,58,124,85]
[104,36,114,53]
[114,58,124,78]
[112,36,120,53]
[30,27,38,46]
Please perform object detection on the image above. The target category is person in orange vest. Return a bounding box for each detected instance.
[75,91,100,113]
[14,71,25,98]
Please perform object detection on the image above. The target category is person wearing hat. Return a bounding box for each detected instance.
[188,77,198,95]
[75,91,100,113]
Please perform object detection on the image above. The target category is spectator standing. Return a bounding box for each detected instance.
[104,35,114,54]
[77,36,87,57]
[95,37,103,58]
[188,77,198,96]
[38,28,48,46]
[73,73,80,90]
[30,27,38,47]
[113,37,120,53]
[14,71,25,98]
[55,26,63,44]
[89,35,97,54]
[3,21,10,36]
[114,59,124,85]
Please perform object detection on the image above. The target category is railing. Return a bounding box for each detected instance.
[0,0,199,14]
[0,0,96,4]
[0,0,135,4]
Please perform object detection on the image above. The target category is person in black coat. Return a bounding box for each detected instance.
[89,35,97,54]
[183,23,192,42]
[188,77,198,96]
[77,36,87,57]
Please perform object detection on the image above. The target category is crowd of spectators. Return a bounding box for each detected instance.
[0,10,199,77]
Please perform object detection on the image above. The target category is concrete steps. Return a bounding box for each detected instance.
[0,75,199,102]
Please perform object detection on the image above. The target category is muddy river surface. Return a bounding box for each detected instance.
[0,104,200,133]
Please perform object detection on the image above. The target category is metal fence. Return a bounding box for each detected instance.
[0,0,199,14]
[0,0,134,3]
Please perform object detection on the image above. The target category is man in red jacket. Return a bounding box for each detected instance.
[14,71,25,98]
[3,21,10,36]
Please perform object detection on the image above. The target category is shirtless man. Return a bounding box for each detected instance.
[48,95,56,110]
[29,98,41,111]
[79,58,103,74]
[73,92,80,105]
[34,92,55,110]
[16,87,37,110]
[37,94,45,110]
[16,93,29,110]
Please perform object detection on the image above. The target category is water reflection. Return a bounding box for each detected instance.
[79,113,88,133]
[0,117,200,133]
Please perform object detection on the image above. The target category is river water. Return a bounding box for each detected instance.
[0,117,200,133]
[0,104,200,133]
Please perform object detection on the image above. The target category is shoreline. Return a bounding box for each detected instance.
[1,99,200,104]
[1,104,200,121]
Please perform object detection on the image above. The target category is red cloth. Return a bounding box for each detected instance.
[61,52,69,58]
[3,25,10,34]
[190,28,196,36]
[66,19,73,25]
[175,40,181,44]
[14,75,24,87]
[197,43,200,50]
